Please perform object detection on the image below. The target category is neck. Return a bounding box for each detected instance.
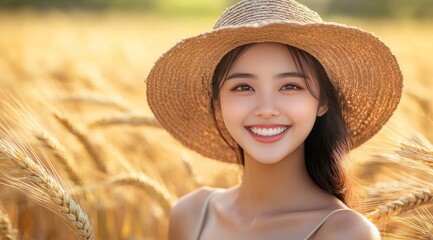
[235,144,328,218]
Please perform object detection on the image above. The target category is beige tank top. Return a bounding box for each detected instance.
[195,189,353,240]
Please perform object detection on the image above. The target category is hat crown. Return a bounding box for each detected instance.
[214,0,323,29]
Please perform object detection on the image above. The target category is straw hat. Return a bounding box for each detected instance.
[146,0,403,163]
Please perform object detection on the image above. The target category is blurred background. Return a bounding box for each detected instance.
[1,0,433,18]
[0,0,433,18]
[0,0,433,239]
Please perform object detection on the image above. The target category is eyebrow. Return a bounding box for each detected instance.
[225,72,307,81]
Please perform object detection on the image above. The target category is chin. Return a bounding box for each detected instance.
[255,159,282,165]
[246,152,286,165]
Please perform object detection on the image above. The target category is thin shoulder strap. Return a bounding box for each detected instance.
[303,208,353,240]
[195,189,225,240]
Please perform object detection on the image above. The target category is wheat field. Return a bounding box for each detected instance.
[0,10,433,239]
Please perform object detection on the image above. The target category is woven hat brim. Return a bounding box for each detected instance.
[146,21,403,163]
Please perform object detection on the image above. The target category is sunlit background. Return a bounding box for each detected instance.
[0,0,433,239]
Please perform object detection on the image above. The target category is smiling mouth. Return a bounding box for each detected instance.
[246,126,289,137]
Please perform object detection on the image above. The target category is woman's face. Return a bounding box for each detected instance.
[218,43,327,164]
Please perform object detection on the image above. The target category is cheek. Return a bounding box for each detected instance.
[220,94,251,123]
[281,96,319,121]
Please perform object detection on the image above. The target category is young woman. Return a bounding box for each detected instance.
[146,0,403,239]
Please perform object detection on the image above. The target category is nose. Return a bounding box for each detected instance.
[254,92,280,118]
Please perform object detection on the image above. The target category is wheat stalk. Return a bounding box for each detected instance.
[58,94,132,112]
[0,141,94,239]
[35,131,84,186]
[406,92,432,116]
[107,173,177,216]
[54,112,107,173]
[366,188,433,224]
[0,206,14,240]
[180,158,200,187]
[89,114,161,128]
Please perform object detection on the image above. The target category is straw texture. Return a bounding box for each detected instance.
[146,0,403,163]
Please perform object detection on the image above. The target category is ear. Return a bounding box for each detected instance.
[317,104,328,117]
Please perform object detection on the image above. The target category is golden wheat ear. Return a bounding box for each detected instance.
[398,139,433,167]
[0,141,94,240]
[58,93,133,112]
[0,202,16,240]
[106,173,177,216]
[379,207,433,240]
[88,114,161,128]
[366,188,433,224]
[34,131,84,187]
[53,112,108,173]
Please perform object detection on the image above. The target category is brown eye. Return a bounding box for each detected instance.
[281,84,300,90]
[232,85,253,91]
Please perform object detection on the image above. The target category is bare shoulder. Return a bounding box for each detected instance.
[168,186,218,240]
[318,209,381,240]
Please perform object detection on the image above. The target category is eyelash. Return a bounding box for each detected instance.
[231,84,301,92]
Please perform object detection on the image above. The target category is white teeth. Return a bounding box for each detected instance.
[250,126,287,136]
